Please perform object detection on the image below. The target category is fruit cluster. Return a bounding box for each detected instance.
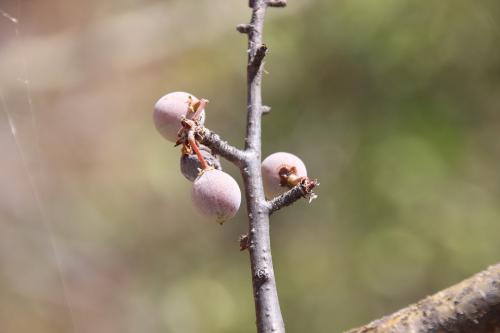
[153,91,310,224]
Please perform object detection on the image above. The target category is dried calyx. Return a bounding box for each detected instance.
[187,96,208,123]
[175,115,213,173]
[278,165,303,187]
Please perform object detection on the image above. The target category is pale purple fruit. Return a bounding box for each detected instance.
[180,146,221,182]
[191,169,241,224]
[261,152,307,198]
[153,91,206,142]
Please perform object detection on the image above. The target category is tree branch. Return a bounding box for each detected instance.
[267,178,318,215]
[195,125,248,168]
[204,4,500,333]
[240,1,286,332]
[345,262,500,333]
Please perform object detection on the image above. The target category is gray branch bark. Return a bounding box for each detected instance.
[241,1,286,332]
[192,1,288,331]
[196,126,248,168]
[345,262,500,333]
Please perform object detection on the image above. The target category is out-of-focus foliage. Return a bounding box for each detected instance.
[1,0,499,332]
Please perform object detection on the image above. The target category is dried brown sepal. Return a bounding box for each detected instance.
[278,165,305,187]
[175,117,192,146]
[180,117,199,131]
[176,117,202,146]
[193,98,208,121]
[300,177,318,197]
[174,117,211,171]
[186,96,208,122]
[187,95,195,113]
[181,143,192,155]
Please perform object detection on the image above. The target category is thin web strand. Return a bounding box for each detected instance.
[0,8,18,23]
[0,4,78,331]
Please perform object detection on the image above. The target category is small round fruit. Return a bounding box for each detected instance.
[261,152,307,198]
[153,91,206,142]
[191,169,241,224]
[180,146,221,182]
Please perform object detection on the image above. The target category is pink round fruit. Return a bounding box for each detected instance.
[191,169,241,224]
[261,152,307,198]
[180,145,221,182]
[153,91,206,142]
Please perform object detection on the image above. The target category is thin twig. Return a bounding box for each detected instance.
[195,126,248,167]
[345,263,500,333]
[267,178,318,215]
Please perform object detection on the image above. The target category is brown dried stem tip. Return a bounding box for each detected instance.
[239,234,250,251]
[268,177,318,215]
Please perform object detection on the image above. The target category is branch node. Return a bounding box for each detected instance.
[236,24,253,34]
[262,105,271,115]
[266,0,287,7]
[255,268,270,282]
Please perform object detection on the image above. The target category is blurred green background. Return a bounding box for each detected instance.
[1,0,499,332]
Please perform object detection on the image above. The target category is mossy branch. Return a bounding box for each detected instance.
[345,263,500,333]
